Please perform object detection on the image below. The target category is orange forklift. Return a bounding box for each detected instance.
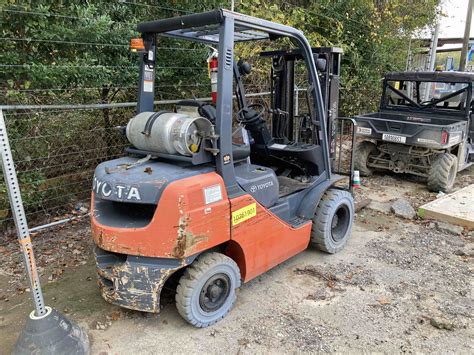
[91,9,355,327]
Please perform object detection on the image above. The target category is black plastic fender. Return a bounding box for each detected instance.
[297,174,347,220]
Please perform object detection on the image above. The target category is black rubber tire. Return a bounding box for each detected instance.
[354,141,378,176]
[175,252,241,328]
[427,152,458,193]
[311,189,354,254]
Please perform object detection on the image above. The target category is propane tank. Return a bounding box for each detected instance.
[207,47,219,104]
[126,111,213,156]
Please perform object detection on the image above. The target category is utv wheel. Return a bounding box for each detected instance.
[176,252,241,328]
[311,189,354,254]
[354,141,378,176]
[427,152,458,193]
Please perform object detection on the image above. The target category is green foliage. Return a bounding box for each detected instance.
[1,0,439,111]
[239,0,439,115]
[0,0,439,227]
[0,1,231,105]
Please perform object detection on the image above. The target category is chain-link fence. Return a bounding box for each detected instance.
[0,91,273,233]
[0,105,130,232]
[0,2,371,233]
[0,1,239,233]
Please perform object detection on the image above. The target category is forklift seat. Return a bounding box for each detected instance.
[176,99,217,123]
[232,143,251,161]
[232,127,251,162]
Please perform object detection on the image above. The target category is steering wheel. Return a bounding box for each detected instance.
[237,103,266,124]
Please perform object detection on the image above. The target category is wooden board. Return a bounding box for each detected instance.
[418,184,474,229]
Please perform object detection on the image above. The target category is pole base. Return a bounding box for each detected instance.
[13,307,90,355]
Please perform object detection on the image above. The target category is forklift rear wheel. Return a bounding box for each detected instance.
[354,141,378,176]
[175,252,241,328]
[427,152,458,193]
[311,189,354,254]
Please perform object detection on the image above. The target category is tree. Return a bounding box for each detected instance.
[238,0,439,115]
[0,0,439,228]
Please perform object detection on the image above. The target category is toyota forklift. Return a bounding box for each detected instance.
[91,9,355,327]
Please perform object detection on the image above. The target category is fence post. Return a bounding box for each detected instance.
[0,109,89,354]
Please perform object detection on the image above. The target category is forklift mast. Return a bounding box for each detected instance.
[261,47,342,160]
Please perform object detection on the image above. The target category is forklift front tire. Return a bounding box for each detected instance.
[175,252,241,328]
[354,141,378,176]
[311,189,354,254]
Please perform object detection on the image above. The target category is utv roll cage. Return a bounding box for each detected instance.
[381,71,474,118]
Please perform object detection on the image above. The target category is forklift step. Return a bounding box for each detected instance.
[289,216,309,227]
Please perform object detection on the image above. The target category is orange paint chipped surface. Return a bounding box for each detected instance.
[91,172,230,258]
[227,194,311,282]
[92,173,312,284]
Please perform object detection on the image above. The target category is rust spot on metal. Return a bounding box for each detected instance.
[172,194,208,258]
[97,259,182,313]
[172,215,207,258]
[97,230,104,246]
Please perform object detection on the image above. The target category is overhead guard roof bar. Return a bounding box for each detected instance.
[137,10,224,34]
[136,9,306,44]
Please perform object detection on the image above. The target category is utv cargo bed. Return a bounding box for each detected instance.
[355,112,467,148]
[353,70,473,192]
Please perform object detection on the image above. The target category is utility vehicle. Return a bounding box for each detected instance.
[91,9,355,327]
[354,71,474,192]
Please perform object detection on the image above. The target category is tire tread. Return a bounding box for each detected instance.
[175,252,240,328]
[427,153,457,192]
[310,189,354,254]
[354,141,377,176]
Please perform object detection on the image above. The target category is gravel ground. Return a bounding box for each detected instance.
[0,167,473,353]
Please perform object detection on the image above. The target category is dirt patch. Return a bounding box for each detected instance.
[240,311,336,352]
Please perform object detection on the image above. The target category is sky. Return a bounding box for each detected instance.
[439,0,471,38]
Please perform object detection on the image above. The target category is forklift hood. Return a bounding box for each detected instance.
[92,156,213,205]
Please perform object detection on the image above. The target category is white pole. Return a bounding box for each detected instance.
[405,38,412,71]
[460,0,473,71]
[427,22,440,72]
[424,22,440,100]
